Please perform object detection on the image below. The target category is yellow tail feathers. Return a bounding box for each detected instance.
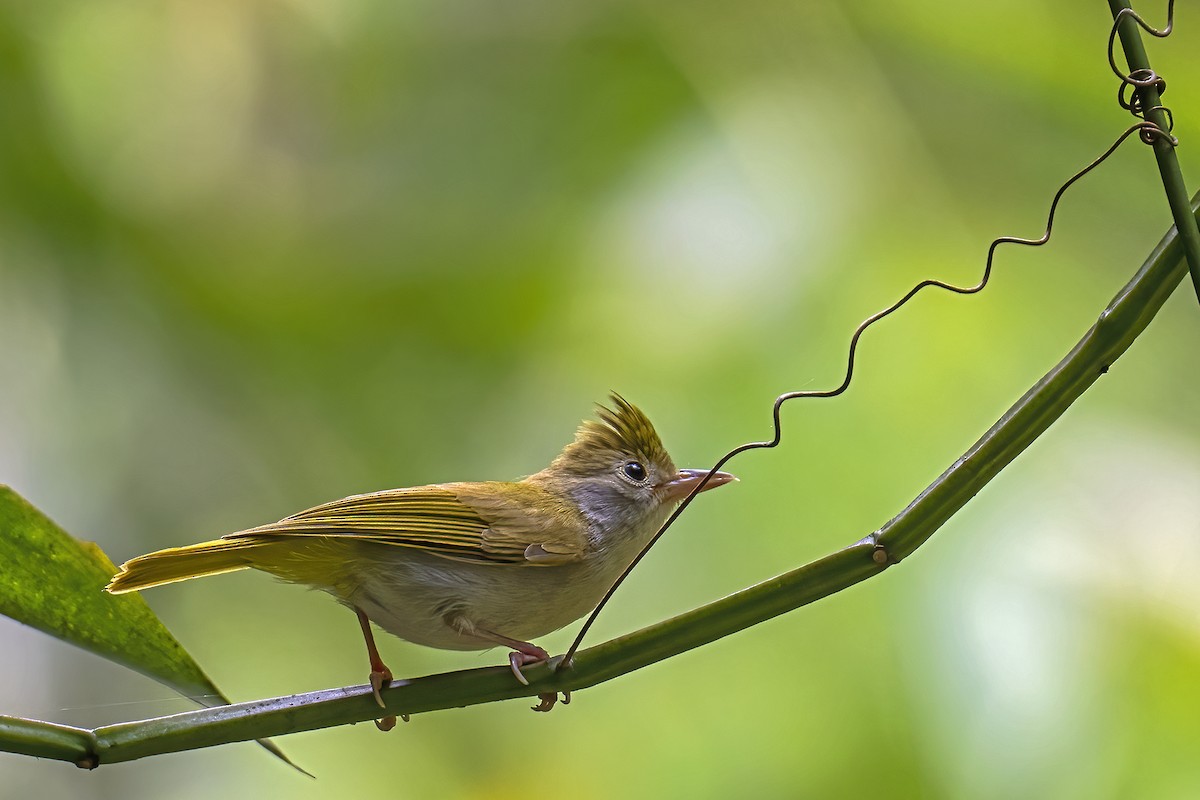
[106,539,260,594]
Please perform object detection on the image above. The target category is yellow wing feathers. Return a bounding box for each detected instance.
[106,483,589,594]
[230,484,588,564]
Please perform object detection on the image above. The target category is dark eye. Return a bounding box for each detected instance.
[623,461,647,482]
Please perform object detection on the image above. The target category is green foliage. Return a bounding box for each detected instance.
[0,486,222,701]
[0,487,299,771]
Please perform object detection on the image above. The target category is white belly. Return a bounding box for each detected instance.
[342,542,627,651]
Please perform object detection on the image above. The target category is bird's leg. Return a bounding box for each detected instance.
[355,606,403,731]
[448,615,568,712]
[355,606,392,706]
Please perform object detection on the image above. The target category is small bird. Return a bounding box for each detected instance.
[106,395,734,726]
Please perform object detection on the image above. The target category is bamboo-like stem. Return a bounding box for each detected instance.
[878,189,1199,561]
[1108,0,1200,304]
[3,194,1196,770]
[0,716,94,765]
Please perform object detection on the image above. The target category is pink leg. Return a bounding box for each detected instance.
[355,606,400,731]
[455,619,568,713]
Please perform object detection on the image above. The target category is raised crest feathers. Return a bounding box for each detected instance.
[550,393,674,474]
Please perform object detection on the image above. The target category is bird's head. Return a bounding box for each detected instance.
[530,394,735,535]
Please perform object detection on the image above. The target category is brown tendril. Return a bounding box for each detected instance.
[558,120,1172,673]
[557,1,1181,676]
[1107,0,1174,87]
[1109,0,1176,137]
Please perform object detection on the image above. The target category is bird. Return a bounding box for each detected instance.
[106,394,735,727]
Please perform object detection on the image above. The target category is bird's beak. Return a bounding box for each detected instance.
[658,468,737,503]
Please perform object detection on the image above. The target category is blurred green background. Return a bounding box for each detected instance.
[3,0,1200,797]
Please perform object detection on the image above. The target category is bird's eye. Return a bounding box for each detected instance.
[623,461,647,482]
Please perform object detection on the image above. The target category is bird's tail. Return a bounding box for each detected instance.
[105,539,264,594]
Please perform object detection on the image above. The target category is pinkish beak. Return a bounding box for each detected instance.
[658,468,737,503]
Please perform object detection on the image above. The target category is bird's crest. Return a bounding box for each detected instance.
[551,394,674,474]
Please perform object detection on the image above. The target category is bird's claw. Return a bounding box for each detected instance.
[368,666,400,731]
[507,646,549,686]
[369,667,393,708]
[505,646,569,712]
[373,713,409,732]
[503,643,571,713]
[532,690,571,712]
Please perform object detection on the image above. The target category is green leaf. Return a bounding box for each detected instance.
[0,485,306,774]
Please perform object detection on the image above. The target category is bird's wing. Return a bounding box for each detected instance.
[221,483,588,566]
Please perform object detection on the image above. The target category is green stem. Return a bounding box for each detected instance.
[1108,0,1200,304]
[0,716,94,766]
[4,193,1196,770]
[878,191,1196,560]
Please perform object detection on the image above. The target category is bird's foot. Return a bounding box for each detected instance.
[505,643,573,712]
[368,665,401,730]
[532,690,571,712]
[369,666,393,708]
[373,713,409,732]
[507,644,550,686]
[459,626,568,713]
